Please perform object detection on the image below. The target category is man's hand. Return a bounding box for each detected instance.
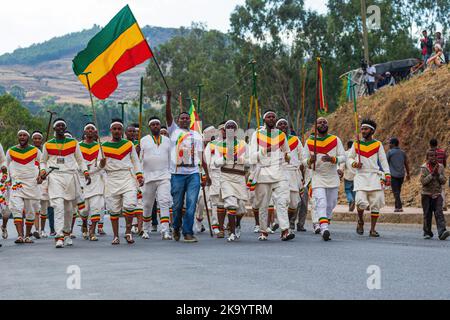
[36,176,43,185]
[309,154,317,166]
[322,155,334,163]
[353,162,363,169]
[85,173,92,186]
[284,153,291,164]
[137,176,144,187]
[337,169,344,179]
[39,171,48,181]
[432,165,440,176]
[99,158,107,168]
[385,175,391,187]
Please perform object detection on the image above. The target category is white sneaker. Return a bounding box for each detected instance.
[258,234,268,241]
[253,225,260,233]
[162,232,172,241]
[267,227,275,234]
[64,236,73,247]
[313,224,321,235]
[55,240,64,248]
[40,231,49,238]
[235,226,241,239]
[141,231,150,240]
[131,226,138,234]
[227,233,237,242]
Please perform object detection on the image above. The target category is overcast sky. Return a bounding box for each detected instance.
[0,0,327,55]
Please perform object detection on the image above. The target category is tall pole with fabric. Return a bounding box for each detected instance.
[223,94,230,122]
[301,65,307,145]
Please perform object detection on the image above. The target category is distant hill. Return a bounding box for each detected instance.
[0,25,182,105]
[0,25,180,66]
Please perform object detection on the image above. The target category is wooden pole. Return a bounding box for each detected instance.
[361,0,370,64]
[82,72,104,158]
[301,65,307,145]
[138,77,144,142]
[313,58,320,171]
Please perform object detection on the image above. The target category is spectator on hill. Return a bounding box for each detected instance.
[430,139,448,211]
[342,141,356,212]
[435,32,445,50]
[420,149,449,240]
[387,138,410,212]
[427,44,446,70]
[420,30,433,68]
[378,72,396,89]
[365,62,377,95]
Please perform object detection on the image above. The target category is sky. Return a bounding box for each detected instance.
[0,0,328,55]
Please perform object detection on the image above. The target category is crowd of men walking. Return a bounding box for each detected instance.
[0,91,449,249]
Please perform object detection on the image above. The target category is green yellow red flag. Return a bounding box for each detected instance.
[72,5,153,100]
[189,99,202,133]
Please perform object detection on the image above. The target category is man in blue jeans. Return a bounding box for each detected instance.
[165,91,210,243]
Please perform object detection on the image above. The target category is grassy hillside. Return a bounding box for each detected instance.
[326,67,450,207]
[0,25,180,65]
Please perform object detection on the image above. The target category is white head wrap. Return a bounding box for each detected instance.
[53,120,67,129]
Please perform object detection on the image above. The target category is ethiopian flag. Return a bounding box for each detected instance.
[72,5,153,100]
[189,100,202,133]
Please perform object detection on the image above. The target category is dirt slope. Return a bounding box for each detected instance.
[326,67,450,207]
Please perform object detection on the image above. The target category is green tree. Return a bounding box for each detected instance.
[0,95,46,148]
[9,85,26,101]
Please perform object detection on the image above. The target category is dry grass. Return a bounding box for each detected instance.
[327,67,450,207]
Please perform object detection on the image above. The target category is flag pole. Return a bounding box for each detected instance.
[223,94,230,122]
[351,83,361,165]
[197,84,204,124]
[178,92,183,113]
[301,65,307,145]
[313,58,320,171]
[82,72,104,158]
[138,77,144,142]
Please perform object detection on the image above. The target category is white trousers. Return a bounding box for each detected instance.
[50,198,77,239]
[9,195,38,225]
[312,187,338,232]
[254,181,290,232]
[143,180,171,233]
[80,195,105,224]
[356,190,385,213]
[106,190,137,219]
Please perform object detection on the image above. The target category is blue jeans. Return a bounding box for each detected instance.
[344,180,356,204]
[171,173,201,236]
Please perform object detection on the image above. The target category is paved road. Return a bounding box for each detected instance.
[1,218,449,300]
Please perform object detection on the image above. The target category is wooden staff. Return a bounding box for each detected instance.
[45,110,57,142]
[313,58,320,171]
[81,72,104,158]
[351,83,361,165]
[301,65,307,145]
[138,77,144,142]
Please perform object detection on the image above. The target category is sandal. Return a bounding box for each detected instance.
[356,221,364,235]
[370,231,380,238]
[89,235,98,242]
[15,236,25,244]
[24,237,34,244]
[125,234,135,244]
[111,237,120,245]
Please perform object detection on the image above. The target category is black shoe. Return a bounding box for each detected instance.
[281,230,295,242]
[173,229,181,242]
[297,225,307,232]
[322,230,331,242]
[349,202,356,212]
[439,231,450,241]
[33,231,41,239]
[272,224,280,232]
